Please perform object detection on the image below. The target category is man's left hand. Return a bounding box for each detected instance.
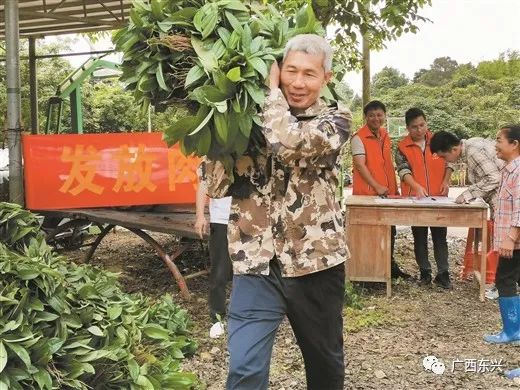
[455,194,466,204]
[440,182,450,196]
[268,61,281,90]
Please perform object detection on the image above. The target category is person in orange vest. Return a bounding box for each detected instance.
[395,108,453,289]
[351,100,410,279]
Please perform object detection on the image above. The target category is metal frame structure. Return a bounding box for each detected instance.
[45,57,120,133]
[2,0,132,205]
[0,0,132,39]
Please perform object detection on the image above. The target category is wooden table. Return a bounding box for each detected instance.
[345,196,488,300]
[36,205,208,300]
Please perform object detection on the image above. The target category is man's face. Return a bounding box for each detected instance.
[495,129,518,161]
[407,115,428,142]
[365,109,386,132]
[280,50,332,110]
[436,146,460,162]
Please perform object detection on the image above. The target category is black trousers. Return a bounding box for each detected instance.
[496,250,520,297]
[208,223,233,321]
[411,226,449,274]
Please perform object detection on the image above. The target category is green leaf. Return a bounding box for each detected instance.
[232,130,250,156]
[16,267,39,280]
[168,7,197,23]
[157,19,175,32]
[77,349,111,363]
[138,75,157,93]
[214,112,228,145]
[214,71,236,94]
[191,38,218,72]
[130,9,143,27]
[5,343,30,369]
[33,311,60,323]
[190,85,230,103]
[244,83,265,106]
[0,342,7,373]
[217,27,231,46]
[211,39,227,60]
[226,67,241,82]
[77,284,98,300]
[227,30,240,50]
[219,0,249,12]
[196,126,212,156]
[108,305,123,320]
[241,24,252,52]
[238,115,252,137]
[227,111,240,147]
[248,57,268,78]
[185,65,206,88]
[214,100,228,113]
[151,0,163,20]
[164,115,198,145]
[136,375,154,389]
[33,369,52,390]
[225,11,243,33]
[156,65,171,91]
[87,326,104,337]
[203,4,219,39]
[250,36,264,53]
[128,358,140,382]
[142,324,170,340]
[188,108,214,136]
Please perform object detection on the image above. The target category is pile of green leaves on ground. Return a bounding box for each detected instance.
[113,0,332,169]
[0,203,199,390]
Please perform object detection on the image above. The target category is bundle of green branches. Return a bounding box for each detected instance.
[113,0,338,171]
[0,203,198,390]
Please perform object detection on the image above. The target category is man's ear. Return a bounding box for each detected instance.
[323,71,333,85]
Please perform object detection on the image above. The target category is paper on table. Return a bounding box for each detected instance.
[414,196,456,205]
[373,197,457,205]
[374,198,414,204]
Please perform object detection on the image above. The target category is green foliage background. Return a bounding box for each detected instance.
[369,52,520,139]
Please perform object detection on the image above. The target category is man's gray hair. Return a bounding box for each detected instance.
[283,34,333,72]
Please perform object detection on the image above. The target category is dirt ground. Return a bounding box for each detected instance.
[65,228,520,390]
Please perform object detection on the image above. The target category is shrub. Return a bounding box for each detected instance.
[0,203,199,389]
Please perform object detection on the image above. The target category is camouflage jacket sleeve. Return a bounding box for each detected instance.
[262,89,352,166]
[394,146,412,180]
[199,157,232,199]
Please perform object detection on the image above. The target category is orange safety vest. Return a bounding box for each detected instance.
[397,131,446,196]
[352,125,398,196]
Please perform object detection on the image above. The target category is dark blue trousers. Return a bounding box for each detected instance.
[226,259,345,390]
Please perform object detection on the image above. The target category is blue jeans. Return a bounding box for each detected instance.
[226,259,345,390]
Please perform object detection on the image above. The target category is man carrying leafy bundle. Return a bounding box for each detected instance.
[201,34,351,389]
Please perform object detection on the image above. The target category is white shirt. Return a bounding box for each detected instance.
[209,196,232,224]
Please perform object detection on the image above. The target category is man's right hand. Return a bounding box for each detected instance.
[374,184,389,197]
[194,215,208,239]
[414,185,428,198]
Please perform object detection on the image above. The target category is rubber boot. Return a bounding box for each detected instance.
[483,296,520,344]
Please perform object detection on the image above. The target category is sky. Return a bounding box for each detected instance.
[48,0,520,95]
[343,0,520,93]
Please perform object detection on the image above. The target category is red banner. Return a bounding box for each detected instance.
[23,133,200,210]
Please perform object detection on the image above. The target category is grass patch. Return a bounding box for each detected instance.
[344,306,390,332]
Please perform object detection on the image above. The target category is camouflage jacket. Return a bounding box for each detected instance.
[202,88,352,277]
